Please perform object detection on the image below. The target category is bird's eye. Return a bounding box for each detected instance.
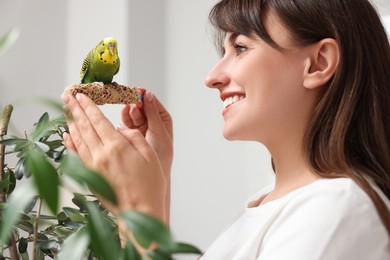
[102,43,105,46]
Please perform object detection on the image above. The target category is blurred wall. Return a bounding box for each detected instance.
[0,0,66,135]
[0,0,389,255]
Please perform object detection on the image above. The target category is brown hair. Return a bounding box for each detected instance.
[209,0,390,236]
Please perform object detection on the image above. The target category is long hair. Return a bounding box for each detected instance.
[209,0,390,236]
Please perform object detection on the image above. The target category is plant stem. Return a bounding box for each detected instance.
[32,198,43,260]
[0,104,13,202]
[0,105,19,260]
[9,235,19,260]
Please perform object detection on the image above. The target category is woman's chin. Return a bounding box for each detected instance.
[223,124,262,142]
[223,126,242,141]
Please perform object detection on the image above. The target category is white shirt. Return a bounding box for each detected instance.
[201,178,390,260]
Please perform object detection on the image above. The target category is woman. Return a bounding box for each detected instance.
[62,0,390,258]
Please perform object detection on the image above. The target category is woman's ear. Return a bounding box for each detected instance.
[303,38,339,89]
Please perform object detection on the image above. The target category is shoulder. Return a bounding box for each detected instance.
[260,178,390,259]
[287,178,374,213]
[280,178,385,234]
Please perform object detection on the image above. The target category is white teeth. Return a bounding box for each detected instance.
[223,95,244,108]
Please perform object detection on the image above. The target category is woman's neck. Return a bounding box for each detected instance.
[260,140,320,205]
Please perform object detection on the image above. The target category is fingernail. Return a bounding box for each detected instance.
[76,93,83,102]
[61,93,70,104]
[63,132,69,142]
[145,91,153,102]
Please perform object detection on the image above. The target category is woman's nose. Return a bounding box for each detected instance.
[204,60,230,89]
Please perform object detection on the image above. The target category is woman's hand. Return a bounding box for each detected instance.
[121,91,173,178]
[120,91,174,222]
[62,93,168,223]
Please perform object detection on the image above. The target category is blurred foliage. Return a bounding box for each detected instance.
[0,110,202,259]
[0,28,20,58]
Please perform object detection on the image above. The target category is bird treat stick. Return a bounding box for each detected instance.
[64,82,144,105]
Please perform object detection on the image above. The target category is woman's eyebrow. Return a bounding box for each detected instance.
[228,32,240,45]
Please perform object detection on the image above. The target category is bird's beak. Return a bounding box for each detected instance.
[108,43,115,56]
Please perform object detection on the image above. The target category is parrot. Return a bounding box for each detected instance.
[80,37,120,84]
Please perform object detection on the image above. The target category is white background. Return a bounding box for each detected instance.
[1,0,389,254]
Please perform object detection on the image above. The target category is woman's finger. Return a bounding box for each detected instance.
[121,104,134,128]
[62,94,102,156]
[121,101,146,129]
[117,127,154,160]
[130,105,146,127]
[143,91,173,138]
[63,132,77,153]
[73,93,117,145]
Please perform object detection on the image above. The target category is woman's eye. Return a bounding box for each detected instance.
[233,43,247,54]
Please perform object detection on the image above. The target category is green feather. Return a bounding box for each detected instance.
[80,38,120,84]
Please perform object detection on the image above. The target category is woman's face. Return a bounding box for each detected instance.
[205,13,318,146]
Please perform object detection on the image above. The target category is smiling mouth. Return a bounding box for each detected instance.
[223,95,245,108]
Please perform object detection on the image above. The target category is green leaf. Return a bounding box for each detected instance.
[23,195,38,213]
[26,149,60,214]
[71,193,87,212]
[0,179,9,191]
[28,112,66,144]
[45,140,64,150]
[60,220,83,231]
[57,211,69,225]
[33,141,50,153]
[14,157,29,179]
[0,136,28,147]
[146,250,173,260]
[120,210,174,250]
[0,137,32,159]
[5,167,16,194]
[18,237,28,254]
[60,152,117,206]
[62,207,86,223]
[161,242,203,255]
[0,182,35,243]
[0,27,20,57]
[49,226,74,239]
[20,251,30,260]
[36,214,57,220]
[147,243,203,260]
[46,148,66,162]
[86,202,120,260]
[34,245,45,260]
[17,220,34,234]
[38,239,59,255]
[30,112,49,141]
[0,167,16,194]
[57,227,89,260]
[119,242,141,260]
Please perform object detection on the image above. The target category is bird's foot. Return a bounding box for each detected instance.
[111,81,120,87]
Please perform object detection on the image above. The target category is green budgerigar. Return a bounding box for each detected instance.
[80,37,120,84]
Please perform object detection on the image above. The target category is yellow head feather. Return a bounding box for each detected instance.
[96,37,119,65]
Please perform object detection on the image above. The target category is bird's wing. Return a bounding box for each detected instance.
[80,51,92,83]
[114,58,120,76]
